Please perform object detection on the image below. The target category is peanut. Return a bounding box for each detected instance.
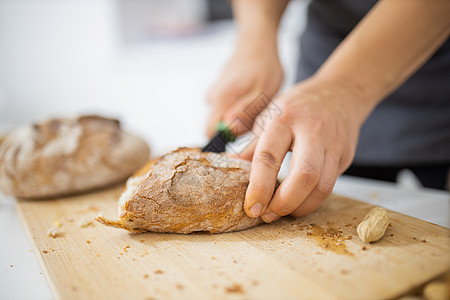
[357,207,389,243]
[423,281,449,300]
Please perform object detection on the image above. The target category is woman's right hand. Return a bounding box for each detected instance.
[206,37,284,138]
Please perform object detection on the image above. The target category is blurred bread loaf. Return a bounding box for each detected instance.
[0,115,150,199]
[97,147,261,234]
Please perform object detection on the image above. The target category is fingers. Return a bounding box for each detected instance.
[206,106,224,138]
[206,85,242,138]
[206,96,256,139]
[228,133,257,161]
[260,135,324,223]
[223,91,272,137]
[207,91,273,139]
[290,152,339,217]
[231,115,264,161]
[243,121,291,218]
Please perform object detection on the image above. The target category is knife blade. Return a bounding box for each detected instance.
[202,122,236,153]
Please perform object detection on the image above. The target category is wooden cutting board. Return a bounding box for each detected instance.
[16,186,450,300]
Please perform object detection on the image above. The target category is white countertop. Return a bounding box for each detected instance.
[0,2,449,299]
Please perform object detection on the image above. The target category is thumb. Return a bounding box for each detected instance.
[206,106,224,138]
[205,84,244,138]
[229,129,259,162]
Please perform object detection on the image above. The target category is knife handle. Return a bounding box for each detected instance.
[202,122,236,153]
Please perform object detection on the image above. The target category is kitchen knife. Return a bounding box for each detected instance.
[202,122,236,153]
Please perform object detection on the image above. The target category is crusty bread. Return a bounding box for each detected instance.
[96,147,261,234]
[0,115,150,199]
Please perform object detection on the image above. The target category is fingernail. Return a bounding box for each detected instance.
[261,212,279,223]
[249,203,262,217]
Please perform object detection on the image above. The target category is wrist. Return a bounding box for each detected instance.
[235,29,279,58]
[232,0,284,39]
[305,74,379,125]
[230,0,287,60]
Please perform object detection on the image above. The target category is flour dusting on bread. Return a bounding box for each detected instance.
[97,148,262,234]
[40,119,82,157]
[3,125,35,165]
[0,115,150,199]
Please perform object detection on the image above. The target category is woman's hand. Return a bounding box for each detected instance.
[239,77,372,222]
[206,39,284,138]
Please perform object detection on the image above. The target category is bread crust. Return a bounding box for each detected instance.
[0,115,150,199]
[97,148,262,234]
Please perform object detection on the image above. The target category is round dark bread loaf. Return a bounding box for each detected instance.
[0,115,150,199]
[96,147,261,234]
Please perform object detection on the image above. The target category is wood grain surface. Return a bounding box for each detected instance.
[16,186,450,300]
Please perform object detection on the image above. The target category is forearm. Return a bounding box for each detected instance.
[231,0,289,51]
[315,0,450,116]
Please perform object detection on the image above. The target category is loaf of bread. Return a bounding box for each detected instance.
[0,115,150,199]
[96,147,261,234]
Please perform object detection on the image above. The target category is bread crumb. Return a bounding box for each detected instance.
[176,283,184,290]
[78,217,93,228]
[370,192,379,201]
[362,246,367,251]
[154,270,163,274]
[87,205,99,212]
[43,250,48,254]
[139,239,145,242]
[47,220,64,238]
[143,274,149,279]
[10,265,13,267]
[225,283,244,294]
[86,240,91,244]
[422,239,427,243]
